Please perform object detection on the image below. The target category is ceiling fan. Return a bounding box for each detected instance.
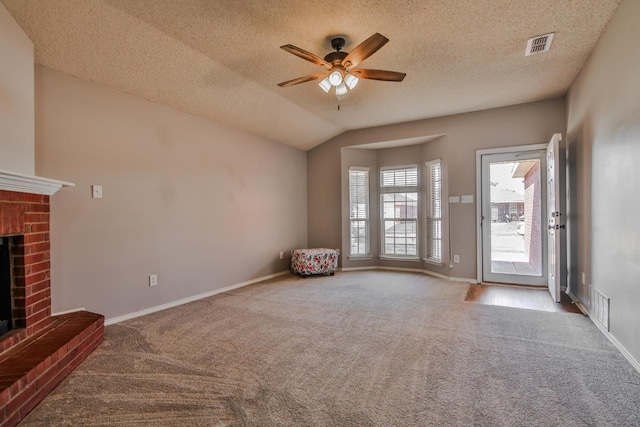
[277,33,406,98]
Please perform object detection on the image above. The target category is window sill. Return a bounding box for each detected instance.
[379,256,421,262]
[423,258,444,267]
[348,255,373,261]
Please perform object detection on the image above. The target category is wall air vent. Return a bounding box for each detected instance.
[589,285,610,331]
[525,33,554,56]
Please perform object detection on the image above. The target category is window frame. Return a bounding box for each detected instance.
[379,165,419,260]
[425,159,443,265]
[348,167,371,258]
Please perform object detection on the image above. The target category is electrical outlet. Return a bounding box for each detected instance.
[453,254,460,263]
[149,274,158,287]
[279,251,284,260]
[92,185,103,199]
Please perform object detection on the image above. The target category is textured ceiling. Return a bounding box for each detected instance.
[2,0,621,151]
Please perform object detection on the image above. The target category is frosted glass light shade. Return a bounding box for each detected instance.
[318,77,331,93]
[335,82,348,96]
[344,73,359,89]
[329,70,343,86]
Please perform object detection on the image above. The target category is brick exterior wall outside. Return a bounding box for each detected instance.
[524,161,542,274]
[495,202,524,221]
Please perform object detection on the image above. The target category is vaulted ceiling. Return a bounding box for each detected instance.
[2,0,621,151]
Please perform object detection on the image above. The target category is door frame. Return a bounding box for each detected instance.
[475,143,548,284]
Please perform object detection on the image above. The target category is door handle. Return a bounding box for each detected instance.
[548,224,565,230]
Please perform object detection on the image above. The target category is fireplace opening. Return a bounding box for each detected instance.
[0,236,13,336]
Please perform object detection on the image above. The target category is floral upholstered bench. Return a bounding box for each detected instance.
[291,248,338,276]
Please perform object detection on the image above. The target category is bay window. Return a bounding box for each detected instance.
[380,166,418,257]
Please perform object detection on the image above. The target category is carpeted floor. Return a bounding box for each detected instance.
[20,271,640,426]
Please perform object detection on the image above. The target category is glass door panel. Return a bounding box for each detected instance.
[481,151,547,286]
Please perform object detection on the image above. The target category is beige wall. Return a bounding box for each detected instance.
[0,3,34,175]
[567,0,640,362]
[309,98,566,279]
[35,66,307,320]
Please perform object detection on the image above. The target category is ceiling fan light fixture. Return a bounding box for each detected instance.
[278,33,406,99]
[344,73,359,90]
[318,77,331,93]
[328,70,343,86]
[335,82,348,97]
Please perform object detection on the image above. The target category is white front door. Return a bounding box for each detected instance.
[480,148,547,286]
[546,133,563,302]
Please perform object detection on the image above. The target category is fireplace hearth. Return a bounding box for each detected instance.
[0,178,104,427]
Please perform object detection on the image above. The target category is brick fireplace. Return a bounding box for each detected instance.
[0,183,104,426]
[0,191,53,343]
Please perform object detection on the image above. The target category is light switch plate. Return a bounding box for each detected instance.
[449,196,460,203]
[461,195,474,204]
[92,185,103,199]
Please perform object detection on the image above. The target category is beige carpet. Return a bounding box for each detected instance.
[21,271,640,426]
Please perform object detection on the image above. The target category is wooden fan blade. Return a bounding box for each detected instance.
[281,45,331,69]
[278,73,327,87]
[351,69,406,82]
[342,33,389,68]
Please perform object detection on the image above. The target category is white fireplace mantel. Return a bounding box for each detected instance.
[0,168,75,196]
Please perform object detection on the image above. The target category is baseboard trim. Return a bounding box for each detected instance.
[105,270,290,326]
[341,266,477,284]
[567,291,640,374]
[374,266,426,274]
[590,313,640,374]
[421,269,450,280]
[340,266,378,272]
[448,276,479,284]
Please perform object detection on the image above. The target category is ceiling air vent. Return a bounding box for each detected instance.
[525,33,554,56]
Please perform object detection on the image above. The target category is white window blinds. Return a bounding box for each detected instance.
[380,166,419,257]
[380,167,418,187]
[349,168,370,256]
[426,159,442,263]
